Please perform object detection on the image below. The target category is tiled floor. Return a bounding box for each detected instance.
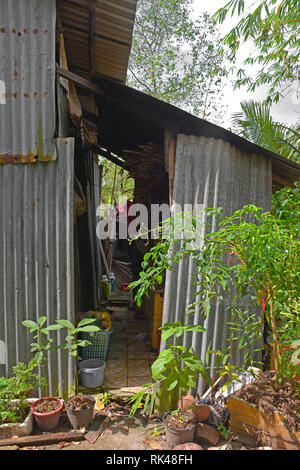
[102,308,157,389]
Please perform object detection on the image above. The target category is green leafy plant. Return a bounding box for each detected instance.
[23,316,101,395]
[128,320,211,416]
[130,190,299,395]
[56,318,101,394]
[22,317,63,396]
[231,100,300,163]
[101,391,113,406]
[218,422,230,440]
[214,0,299,105]
[0,358,45,424]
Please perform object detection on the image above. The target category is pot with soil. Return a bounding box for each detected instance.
[64,394,95,429]
[31,397,63,432]
[0,398,39,439]
[163,410,196,448]
[227,371,300,450]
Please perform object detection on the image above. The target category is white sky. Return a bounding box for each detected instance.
[192,0,299,128]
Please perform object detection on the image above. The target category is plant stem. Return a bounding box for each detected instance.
[39,330,48,396]
[269,300,280,382]
[75,361,78,395]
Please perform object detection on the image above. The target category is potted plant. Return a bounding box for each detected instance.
[128,320,212,447]
[128,189,300,449]
[56,318,100,429]
[0,358,45,439]
[22,316,65,431]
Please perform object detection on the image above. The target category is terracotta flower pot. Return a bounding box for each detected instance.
[192,403,211,423]
[177,395,195,412]
[31,397,63,432]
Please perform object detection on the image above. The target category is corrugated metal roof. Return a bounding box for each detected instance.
[0,138,75,396]
[162,135,272,394]
[0,0,57,164]
[58,0,137,83]
[92,76,300,191]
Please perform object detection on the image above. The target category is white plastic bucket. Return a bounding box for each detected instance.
[79,359,105,388]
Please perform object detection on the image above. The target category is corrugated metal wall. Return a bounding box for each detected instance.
[0,0,76,397]
[0,138,75,396]
[162,135,273,393]
[0,0,56,163]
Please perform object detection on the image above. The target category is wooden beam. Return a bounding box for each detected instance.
[87,0,97,74]
[56,65,173,129]
[56,65,105,95]
[168,139,176,207]
[272,173,296,189]
[0,430,85,448]
[164,127,177,207]
[88,142,126,168]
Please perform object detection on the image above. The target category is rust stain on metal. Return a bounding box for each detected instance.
[32,28,38,34]
[23,28,28,34]
[13,59,18,82]
[0,28,5,33]
[0,153,54,164]
[24,93,29,98]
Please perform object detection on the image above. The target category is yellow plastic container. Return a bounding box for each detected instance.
[149,292,164,350]
[87,310,112,332]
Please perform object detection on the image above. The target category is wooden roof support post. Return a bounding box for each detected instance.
[87,0,97,74]
[164,127,177,207]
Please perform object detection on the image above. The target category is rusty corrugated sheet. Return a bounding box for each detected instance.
[58,0,137,82]
[162,135,272,394]
[0,0,57,164]
[0,138,75,396]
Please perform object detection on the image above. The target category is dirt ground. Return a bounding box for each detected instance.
[11,402,260,451]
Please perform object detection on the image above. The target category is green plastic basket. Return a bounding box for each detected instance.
[79,329,113,361]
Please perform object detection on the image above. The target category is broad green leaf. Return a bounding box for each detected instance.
[77,325,100,333]
[161,329,176,342]
[38,316,47,327]
[46,324,64,331]
[22,320,38,329]
[56,319,75,330]
[34,351,43,362]
[164,372,179,391]
[77,318,97,328]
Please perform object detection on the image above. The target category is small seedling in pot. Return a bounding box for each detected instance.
[171,409,186,421]
[22,316,63,396]
[56,318,101,393]
[102,391,113,405]
[217,422,231,440]
[151,425,164,438]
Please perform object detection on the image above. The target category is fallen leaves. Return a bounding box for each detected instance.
[143,436,164,450]
[57,441,71,449]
